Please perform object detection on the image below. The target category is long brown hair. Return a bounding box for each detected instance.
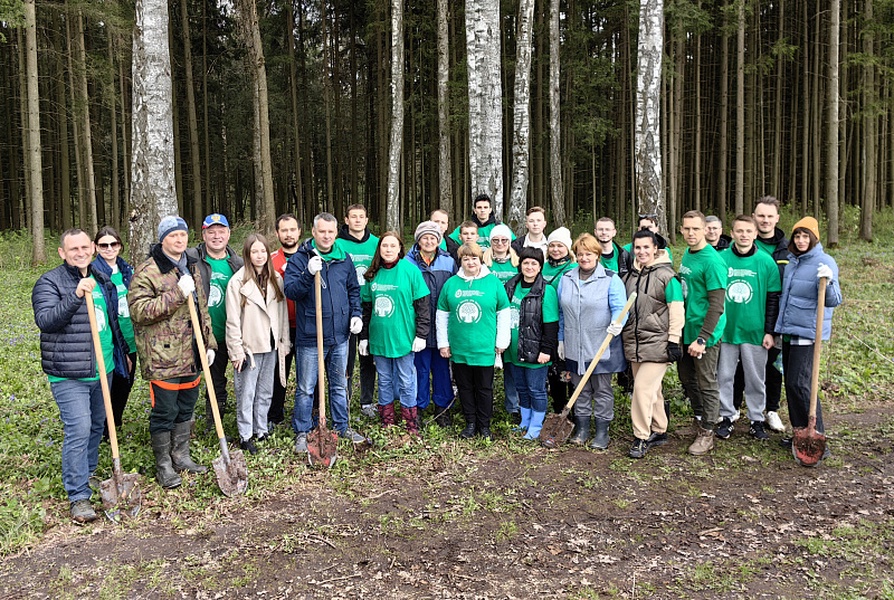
[241,233,284,301]
[365,231,405,282]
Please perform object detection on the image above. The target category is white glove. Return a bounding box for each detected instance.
[494,353,503,369]
[557,341,565,361]
[177,274,195,296]
[206,349,216,365]
[606,322,623,337]
[350,316,363,335]
[817,263,833,280]
[412,337,426,353]
[358,340,369,356]
[307,255,323,275]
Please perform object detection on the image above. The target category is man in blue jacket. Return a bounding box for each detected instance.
[32,229,130,524]
[284,213,366,452]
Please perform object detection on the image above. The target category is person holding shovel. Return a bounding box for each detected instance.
[33,229,131,523]
[775,216,842,455]
[129,216,216,489]
[225,234,291,455]
[358,232,430,434]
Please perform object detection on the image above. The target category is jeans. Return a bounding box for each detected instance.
[414,347,452,409]
[292,341,349,435]
[51,376,109,503]
[503,363,520,414]
[508,363,548,413]
[346,332,376,406]
[235,350,276,441]
[374,354,417,408]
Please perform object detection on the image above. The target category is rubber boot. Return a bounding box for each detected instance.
[402,406,419,436]
[171,420,208,474]
[523,411,547,440]
[378,403,396,426]
[589,419,611,450]
[151,431,182,489]
[568,416,590,446]
[515,406,533,432]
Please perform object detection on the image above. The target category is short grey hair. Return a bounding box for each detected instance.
[312,212,338,229]
[705,215,722,225]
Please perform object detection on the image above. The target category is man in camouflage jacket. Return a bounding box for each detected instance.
[128,216,217,489]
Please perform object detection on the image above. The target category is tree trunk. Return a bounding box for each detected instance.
[287,2,305,221]
[55,18,71,230]
[74,11,97,234]
[548,0,563,226]
[179,0,203,229]
[24,0,44,263]
[507,0,535,234]
[861,0,875,241]
[386,0,404,231]
[718,1,729,224]
[735,0,744,216]
[108,34,120,231]
[826,0,840,245]
[634,0,664,231]
[436,0,453,220]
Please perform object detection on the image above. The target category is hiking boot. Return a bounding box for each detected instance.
[688,427,715,456]
[294,432,308,453]
[779,436,793,448]
[478,426,492,441]
[240,438,259,455]
[150,431,182,489]
[340,427,367,443]
[360,403,377,419]
[645,432,668,448]
[568,416,591,446]
[749,421,770,440]
[629,439,648,459]
[588,419,611,450]
[766,411,785,433]
[460,422,477,439]
[715,417,734,440]
[171,420,208,474]
[70,499,98,524]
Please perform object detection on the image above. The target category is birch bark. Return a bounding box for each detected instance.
[386,0,404,231]
[508,0,535,233]
[634,0,665,232]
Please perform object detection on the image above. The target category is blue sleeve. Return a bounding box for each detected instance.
[608,275,629,325]
[32,273,81,334]
[345,256,361,319]
[823,256,843,308]
[283,252,313,302]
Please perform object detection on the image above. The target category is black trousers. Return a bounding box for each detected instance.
[205,341,230,417]
[783,341,825,433]
[106,352,136,432]
[269,330,297,424]
[346,332,376,405]
[733,345,782,412]
[453,362,495,429]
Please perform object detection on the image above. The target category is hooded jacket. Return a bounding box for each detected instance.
[755,226,790,280]
[621,251,684,364]
[405,245,457,349]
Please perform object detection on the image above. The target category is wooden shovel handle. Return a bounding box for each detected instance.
[86,292,120,462]
[187,294,227,448]
[808,277,828,420]
[314,271,327,422]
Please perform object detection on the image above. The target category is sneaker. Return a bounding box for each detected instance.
[340,427,367,443]
[478,427,492,440]
[240,438,259,455]
[70,499,98,524]
[689,428,715,456]
[749,421,770,440]
[644,432,668,448]
[294,432,308,453]
[256,431,271,442]
[779,436,793,448]
[629,438,648,459]
[460,423,477,439]
[715,417,734,440]
[766,411,785,433]
[360,404,377,419]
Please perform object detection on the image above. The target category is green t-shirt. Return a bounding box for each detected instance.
[48,277,113,383]
[600,246,622,275]
[505,281,559,368]
[438,273,510,366]
[111,270,136,353]
[679,245,727,347]
[361,261,429,357]
[489,257,518,284]
[337,232,379,290]
[720,247,782,346]
[206,256,234,342]
[665,276,685,303]
[542,260,576,289]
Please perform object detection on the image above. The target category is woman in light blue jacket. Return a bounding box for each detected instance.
[775,217,842,445]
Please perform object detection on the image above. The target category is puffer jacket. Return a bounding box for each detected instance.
[225,268,291,362]
[504,273,559,364]
[405,245,457,349]
[621,251,683,363]
[128,244,217,381]
[775,242,842,341]
[33,262,129,379]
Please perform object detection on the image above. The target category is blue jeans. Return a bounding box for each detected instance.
[51,376,109,503]
[414,347,452,409]
[374,354,417,408]
[503,363,520,414]
[508,363,549,413]
[292,341,349,435]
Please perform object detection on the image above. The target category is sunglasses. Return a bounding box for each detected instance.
[97,242,120,249]
[638,213,658,220]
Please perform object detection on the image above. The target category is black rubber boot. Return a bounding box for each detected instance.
[568,416,590,446]
[171,421,208,474]
[151,431,182,489]
[589,419,611,450]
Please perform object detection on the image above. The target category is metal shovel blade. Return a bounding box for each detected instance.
[792,417,827,467]
[539,412,575,449]
[307,425,339,468]
[212,450,249,496]
[99,472,143,521]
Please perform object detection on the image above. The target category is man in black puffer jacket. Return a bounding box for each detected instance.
[32,229,129,524]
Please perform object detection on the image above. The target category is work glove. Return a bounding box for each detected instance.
[817,263,833,280]
[412,337,426,353]
[307,255,323,275]
[177,274,195,297]
[359,340,369,356]
[666,342,683,363]
[557,341,565,361]
[206,349,216,365]
[606,322,623,337]
[350,316,363,335]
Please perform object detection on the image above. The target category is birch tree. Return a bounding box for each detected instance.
[465,0,504,220]
[548,0,564,226]
[436,0,452,219]
[24,0,44,264]
[507,0,535,234]
[826,0,840,246]
[385,0,404,231]
[634,0,665,232]
[129,0,178,262]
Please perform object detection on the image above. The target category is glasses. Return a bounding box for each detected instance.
[97,242,120,249]
[491,238,509,244]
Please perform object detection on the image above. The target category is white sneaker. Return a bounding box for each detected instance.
[765,411,785,433]
[359,404,377,418]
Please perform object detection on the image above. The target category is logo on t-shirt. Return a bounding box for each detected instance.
[209,272,228,307]
[727,280,753,304]
[91,289,108,332]
[374,296,395,318]
[457,300,482,323]
[356,265,367,286]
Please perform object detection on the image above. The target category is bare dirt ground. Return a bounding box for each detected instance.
[1,407,893,600]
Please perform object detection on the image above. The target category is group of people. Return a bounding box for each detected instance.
[32,194,841,524]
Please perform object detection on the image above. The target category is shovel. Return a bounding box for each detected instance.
[187,294,248,495]
[541,293,637,448]
[307,271,339,468]
[792,277,828,467]
[85,293,142,521]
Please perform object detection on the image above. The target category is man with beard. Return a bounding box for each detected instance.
[595,217,631,277]
[268,214,302,425]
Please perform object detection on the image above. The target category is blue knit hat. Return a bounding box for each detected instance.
[158,215,188,242]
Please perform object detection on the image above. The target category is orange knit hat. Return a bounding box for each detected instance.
[791,216,820,240]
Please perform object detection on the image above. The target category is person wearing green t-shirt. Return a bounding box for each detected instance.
[337,204,380,418]
[91,226,137,434]
[504,247,559,440]
[678,210,728,456]
[595,217,631,278]
[483,224,520,284]
[188,213,243,429]
[359,233,431,434]
[447,193,516,250]
[437,242,511,440]
[715,215,781,442]
[623,214,673,263]
[542,227,577,413]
